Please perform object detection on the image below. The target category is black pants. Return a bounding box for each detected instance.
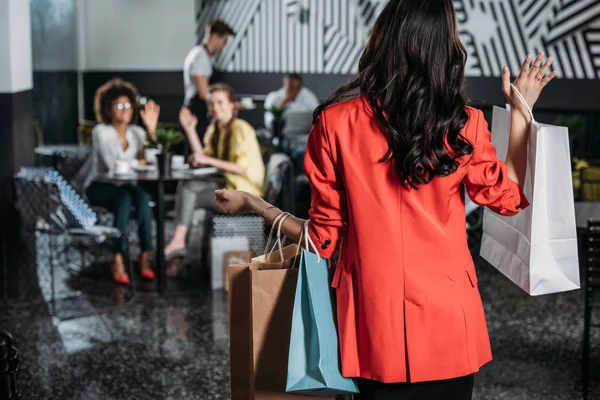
[188,95,210,144]
[86,182,153,254]
[356,374,474,400]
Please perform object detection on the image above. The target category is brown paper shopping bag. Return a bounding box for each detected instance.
[223,251,256,292]
[228,213,335,400]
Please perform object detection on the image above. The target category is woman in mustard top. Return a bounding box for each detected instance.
[165,83,265,259]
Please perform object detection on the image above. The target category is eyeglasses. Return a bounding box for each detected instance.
[114,102,132,111]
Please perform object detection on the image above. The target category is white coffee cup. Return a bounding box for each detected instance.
[145,148,160,164]
[114,160,131,175]
[240,97,255,109]
[171,155,185,169]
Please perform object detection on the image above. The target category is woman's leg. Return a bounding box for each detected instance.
[86,183,132,281]
[166,180,219,254]
[126,185,153,252]
[356,374,475,400]
[125,185,154,276]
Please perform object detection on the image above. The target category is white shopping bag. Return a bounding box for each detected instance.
[210,236,249,290]
[480,87,580,296]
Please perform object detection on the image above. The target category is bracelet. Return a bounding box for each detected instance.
[261,206,277,218]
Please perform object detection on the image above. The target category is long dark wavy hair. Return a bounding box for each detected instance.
[314,0,473,188]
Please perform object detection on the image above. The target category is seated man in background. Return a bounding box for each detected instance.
[263,73,319,129]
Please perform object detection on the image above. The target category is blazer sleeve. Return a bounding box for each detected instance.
[304,112,347,259]
[463,109,529,216]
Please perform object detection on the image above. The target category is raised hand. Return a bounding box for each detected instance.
[179,107,198,133]
[502,52,557,120]
[140,99,161,136]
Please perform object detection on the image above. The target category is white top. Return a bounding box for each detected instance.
[92,124,147,173]
[183,45,215,106]
[263,87,320,128]
[74,124,148,192]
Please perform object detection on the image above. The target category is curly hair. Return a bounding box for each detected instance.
[93,78,139,124]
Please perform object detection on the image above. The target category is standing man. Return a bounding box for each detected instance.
[183,20,235,142]
[263,73,320,129]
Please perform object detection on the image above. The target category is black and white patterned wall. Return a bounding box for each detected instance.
[196,0,600,79]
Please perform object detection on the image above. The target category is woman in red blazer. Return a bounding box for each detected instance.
[214,1,556,398]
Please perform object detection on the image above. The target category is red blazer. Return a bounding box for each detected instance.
[304,98,528,383]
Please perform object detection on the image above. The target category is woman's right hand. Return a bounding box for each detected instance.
[179,107,198,132]
[502,52,557,121]
[214,189,254,215]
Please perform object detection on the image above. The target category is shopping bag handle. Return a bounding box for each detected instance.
[509,83,536,124]
[295,220,321,264]
[263,212,291,263]
[263,211,289,257]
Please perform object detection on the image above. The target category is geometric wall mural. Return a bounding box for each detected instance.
[196,0,600,79]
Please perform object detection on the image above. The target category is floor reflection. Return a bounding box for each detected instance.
[0,240,598,399]
[1,278,231,400]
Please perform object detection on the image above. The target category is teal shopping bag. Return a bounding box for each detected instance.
[285,222,359,395]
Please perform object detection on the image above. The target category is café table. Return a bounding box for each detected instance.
[35,144,93,158]
[35,145,93,168]
[35,145,94,180]
[96,167,221,293]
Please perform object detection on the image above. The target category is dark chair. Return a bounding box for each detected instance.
[583,219,600,399]
[0,331,20,399]
[13,169,135,319]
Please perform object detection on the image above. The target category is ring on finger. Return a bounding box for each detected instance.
[532,63,541,69]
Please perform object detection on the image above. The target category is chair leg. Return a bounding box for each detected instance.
[288,164,295,215]
[49,233,56,315]
[201,211,215,274]
[583,284,592,400]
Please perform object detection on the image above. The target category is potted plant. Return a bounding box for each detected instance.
[147,128,185,176]
[269,105,287,151]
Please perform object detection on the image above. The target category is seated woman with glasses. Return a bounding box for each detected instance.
[84,78,160,285]
[164,83,265,261]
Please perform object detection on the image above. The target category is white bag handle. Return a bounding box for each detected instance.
[510,83,536,124]
[263,212,288,254]
[263,212,290,262]
[302,220,322,264]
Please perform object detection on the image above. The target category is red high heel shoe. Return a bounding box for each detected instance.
[113,273,131,286]
[110,262,131,286]
[141,268,155,281]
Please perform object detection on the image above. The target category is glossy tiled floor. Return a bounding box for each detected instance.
[1,239,598,399]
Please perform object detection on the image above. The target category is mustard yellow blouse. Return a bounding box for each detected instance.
[203,119,265,197]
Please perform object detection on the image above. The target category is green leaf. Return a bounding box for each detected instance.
[147,128,185,154]
[269,105,287,120]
